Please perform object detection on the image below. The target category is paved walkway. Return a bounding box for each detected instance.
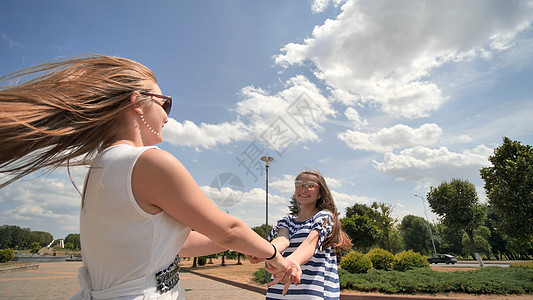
[0,262,264,299]
[1,262,487,300]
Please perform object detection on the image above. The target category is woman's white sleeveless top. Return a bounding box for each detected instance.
[71,144,191,299]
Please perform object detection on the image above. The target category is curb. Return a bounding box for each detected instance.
[184,269,267,295]
[182,269,478,300]
[0,263,40,273]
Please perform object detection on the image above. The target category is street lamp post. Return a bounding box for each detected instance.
[260,156,274,283]
[414,194,437,256]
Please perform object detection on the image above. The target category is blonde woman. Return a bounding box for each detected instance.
[0,54,297,299]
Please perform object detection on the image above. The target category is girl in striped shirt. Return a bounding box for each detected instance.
[250,170,353,299]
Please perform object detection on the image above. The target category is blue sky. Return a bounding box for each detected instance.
[1,0,532,239]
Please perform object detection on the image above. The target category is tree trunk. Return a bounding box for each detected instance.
[466,229,478,259]
[466,229,483,266]
[192,257,197,268]
[383,233,392,253]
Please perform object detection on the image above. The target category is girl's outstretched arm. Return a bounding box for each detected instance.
[286,230,320,265]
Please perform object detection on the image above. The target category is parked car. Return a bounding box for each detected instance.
[427,254,457,264]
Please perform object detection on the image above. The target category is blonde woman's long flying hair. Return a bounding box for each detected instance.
[0,54,156,188]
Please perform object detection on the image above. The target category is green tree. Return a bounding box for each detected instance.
[341,214,379,251]
[251,224,273,240]
[30,242,41,253]
[435,223,463,257]
[288,194,299,216]
[345,203,374,218]
[29,231,53,247]
[388,226,404,254]
[485,206,507,260]
[461,226,492,259]
[480,137,533,242]
[505,238,533,260]
[0,225,31,249]
[65,233,81,250]
[400,215,432,255]
[427,179,486,259]
[371,202,397,253]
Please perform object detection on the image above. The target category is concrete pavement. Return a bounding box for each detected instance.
[0,262,264,299]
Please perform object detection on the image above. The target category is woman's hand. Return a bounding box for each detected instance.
[245,254,264,264]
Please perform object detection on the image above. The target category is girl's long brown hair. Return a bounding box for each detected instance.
[295,170,353,256]
[0,54,157,188]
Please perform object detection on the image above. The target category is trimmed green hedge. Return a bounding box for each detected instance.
[339,266,533,295]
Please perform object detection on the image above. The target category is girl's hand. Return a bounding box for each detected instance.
[266,257,301,295]
[262,251,289,276]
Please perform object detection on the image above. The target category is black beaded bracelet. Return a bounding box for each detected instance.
[265,244,277,260]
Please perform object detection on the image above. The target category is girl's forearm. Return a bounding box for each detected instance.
[271,237,290,253]
[287,230,320,265]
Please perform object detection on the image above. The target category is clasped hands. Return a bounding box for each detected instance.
[246,252,302,296]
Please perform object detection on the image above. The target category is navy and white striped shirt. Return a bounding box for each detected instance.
[266,210,339,300]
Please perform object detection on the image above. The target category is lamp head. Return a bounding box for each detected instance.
[260,156,274,166]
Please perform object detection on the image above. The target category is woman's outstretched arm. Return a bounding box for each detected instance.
[179,231,227,257]
[132,148,290,275]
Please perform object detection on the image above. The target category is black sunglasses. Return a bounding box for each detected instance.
[140,92,172,115]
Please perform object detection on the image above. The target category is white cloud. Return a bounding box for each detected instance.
[338,123,442,153]
[372,145,493,183]
[163,75,336,152]
[324,177,342,188]
[236,75,335,153]
[344,107,368,130]
[311,0,346,13]
[332,190,373,216]
[0,174,81,238]
[270,175,297,195]
[276,0,533,118]
[163,119,250,148]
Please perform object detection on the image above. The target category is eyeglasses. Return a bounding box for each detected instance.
[140,92,172,115]
[295,181,319,191]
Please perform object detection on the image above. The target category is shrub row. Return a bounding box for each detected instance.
[510,261,533,269]
[340,249,429,274]
[0,249,14,263]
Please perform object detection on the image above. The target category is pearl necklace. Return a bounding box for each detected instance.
[140,114,160,136]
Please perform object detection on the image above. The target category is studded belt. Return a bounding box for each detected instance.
[155,255,180,294]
